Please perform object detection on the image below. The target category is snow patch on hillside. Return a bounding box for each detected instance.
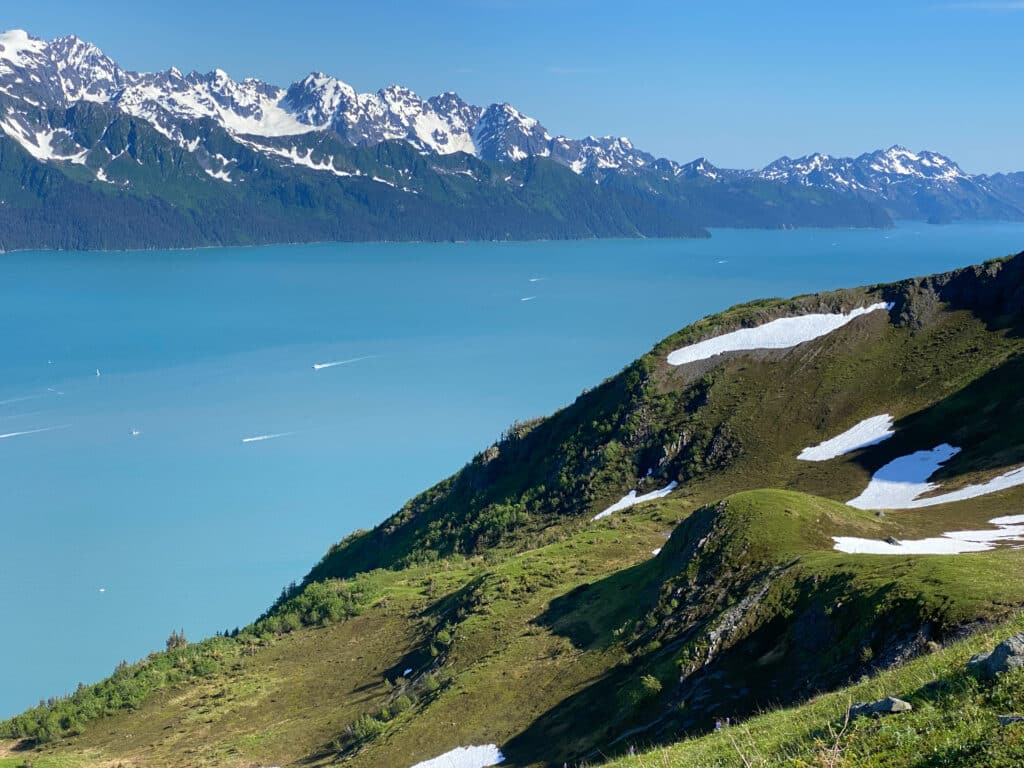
[847,444,1024,510]
[0,120,87,163]
[833,514,1024,555]
[238,139,353,177]
[593,481,678,521]
[798,414,895,461]
[667,302,892,366]
[409,744,505,768]
[204,167,232,182]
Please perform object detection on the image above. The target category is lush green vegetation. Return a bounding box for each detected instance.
[609,615,1024,768]
[4,255,1024,767]
[0,637,239,744]
[0,573,384,746]
[0,102,898,251]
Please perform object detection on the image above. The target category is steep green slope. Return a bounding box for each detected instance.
[607,614,1024,768]
[309,254,1024,581]
[4,253,1024,768]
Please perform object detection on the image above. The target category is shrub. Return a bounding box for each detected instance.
[393,694,414,713]
[349,713,385,742]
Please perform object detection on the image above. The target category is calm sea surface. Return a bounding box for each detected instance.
[2,223,1023,717]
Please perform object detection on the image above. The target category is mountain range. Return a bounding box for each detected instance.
[4,251,1024,767]
[0,29,1021,250]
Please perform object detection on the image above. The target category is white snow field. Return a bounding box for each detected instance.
[847,443,1024,510]
[408,744,505,768]
[833,514,1024,554]
[798,414,895,461]
[592,481,679,521]
[666,302,891,366]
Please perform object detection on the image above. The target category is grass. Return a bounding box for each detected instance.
[607,614,1024,768]
[0,754,84,768]
[6,255,1024,767]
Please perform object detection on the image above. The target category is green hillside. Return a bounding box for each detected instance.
[4,253,1024,767]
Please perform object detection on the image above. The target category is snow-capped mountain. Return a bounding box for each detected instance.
[755,146,1022,222]
[0,27,1020,251]
[758,147,971,193]
[0,28,660,177]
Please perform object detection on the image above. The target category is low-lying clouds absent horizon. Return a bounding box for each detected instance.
[945,1,1024,9]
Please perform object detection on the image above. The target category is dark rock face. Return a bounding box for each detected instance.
[848,696,913,720]
[968,633,1024,679]
[888,252,1024,332]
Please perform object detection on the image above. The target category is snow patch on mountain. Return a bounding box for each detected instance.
[236,137,354,177]
[0,119,87,163]
[798,414,896,461]
[847,445,1024,510]
[409,744,505,768]
[666,303,892,366]
[0,29,47,70]
[593,481,678,521]
[833,514,1024,555]
[759,146,971,193]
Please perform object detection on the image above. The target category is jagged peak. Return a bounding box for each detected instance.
[0,28,47,63]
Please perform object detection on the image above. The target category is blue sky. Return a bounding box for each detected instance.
[6,0,1023,173]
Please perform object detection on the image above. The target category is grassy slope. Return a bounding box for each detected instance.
[5,255,1024,767]
[608,614,1024,768]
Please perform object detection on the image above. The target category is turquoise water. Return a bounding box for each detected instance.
[2,223,1023,718]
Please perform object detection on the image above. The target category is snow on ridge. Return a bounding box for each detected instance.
[0,29,662,172]
[234,137,353,177]
[798,414,895,462]
[0,29,47,68]
[666,302,892,367]
[833,535,989,555]
[593,481,678,521]
[204,167,232,182]
[0,119,87,163]
[408,744,505,768]
[116,75,318,139]
[847,443,1024,511]
[833,514,1024,555]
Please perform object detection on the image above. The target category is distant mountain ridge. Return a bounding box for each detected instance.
[0,28,670,177]
[0,28,1019,250]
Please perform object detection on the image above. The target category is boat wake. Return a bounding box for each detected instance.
[312,355,378,371]
[0,424,71,441]
[241,431,296,444]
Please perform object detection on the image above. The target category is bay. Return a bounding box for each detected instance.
[2,222,1023,717]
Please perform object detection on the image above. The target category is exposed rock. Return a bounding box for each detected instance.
[999,714,1024,727]
[848,696,913,720]
[967,633,1024,678]
[885,536,900,546]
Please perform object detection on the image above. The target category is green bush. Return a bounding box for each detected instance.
[392,694,414,713]
[349,713,386,742]
[0,636,238,744]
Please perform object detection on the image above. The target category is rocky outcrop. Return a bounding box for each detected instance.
[848,697,913,720]
[968,633,1024,679]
